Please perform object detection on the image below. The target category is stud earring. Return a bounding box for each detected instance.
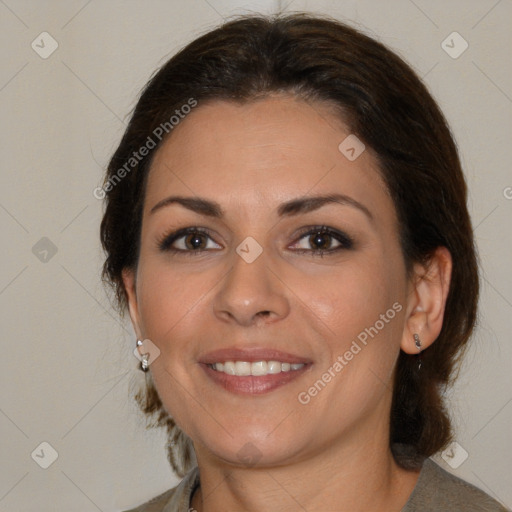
[413,334,422,370]
[137,339,150,372]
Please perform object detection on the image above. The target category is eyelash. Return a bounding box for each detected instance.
[157,225,354,258]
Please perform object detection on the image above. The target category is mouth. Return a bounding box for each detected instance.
[209,359,305,375]
[199,348,312,395]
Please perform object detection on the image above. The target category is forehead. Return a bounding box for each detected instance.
[145,95,391,220]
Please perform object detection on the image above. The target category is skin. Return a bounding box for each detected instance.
[123,95,452,512]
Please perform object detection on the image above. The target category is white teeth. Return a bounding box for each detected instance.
[223,361,236,375]
[251,361,268,376]
[266,361,281,374]
[235,361,251,376]
[211,360,305,376]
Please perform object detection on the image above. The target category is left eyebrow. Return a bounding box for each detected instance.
[277,193,373,220]
[149,193,373,221]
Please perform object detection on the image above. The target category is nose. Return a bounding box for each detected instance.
[212,249,290,327]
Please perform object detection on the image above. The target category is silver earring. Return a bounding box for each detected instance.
[137,340,150,372]
[413,334,422,370]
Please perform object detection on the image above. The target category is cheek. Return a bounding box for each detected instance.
[300,260,400,337]
[135,261,211,427]
[136,261,203,352]
[304,277,403,416]
[299,255,405,398]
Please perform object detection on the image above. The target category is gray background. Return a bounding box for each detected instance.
[0,0,510,510]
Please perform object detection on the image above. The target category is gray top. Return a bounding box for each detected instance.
[124,458,509,511]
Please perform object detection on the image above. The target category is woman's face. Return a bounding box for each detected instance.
[125,95,413,467]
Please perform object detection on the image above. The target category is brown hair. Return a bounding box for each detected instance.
[100,13,479,476]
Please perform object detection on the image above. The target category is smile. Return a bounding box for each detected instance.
[199,347,311,394]
[201,362,310,395]
[209,361,305,376]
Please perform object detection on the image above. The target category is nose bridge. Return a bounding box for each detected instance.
[212,243,290,326]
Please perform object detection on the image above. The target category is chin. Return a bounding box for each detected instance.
[193,426,311,469]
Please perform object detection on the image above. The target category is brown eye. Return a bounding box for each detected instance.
[308,231,336,251]
[291,226,354,256]
[183,232,208,250]
[158,227,221,254]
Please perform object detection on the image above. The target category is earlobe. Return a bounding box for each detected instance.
[122,268,143,340]
[401,247,452,354]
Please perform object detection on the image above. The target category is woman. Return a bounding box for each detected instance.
[100,13,508,512]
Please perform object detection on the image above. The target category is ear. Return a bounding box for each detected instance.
[122,268,144,341]
[401,247,452,354]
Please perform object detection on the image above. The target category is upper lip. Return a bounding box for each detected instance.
[199,347,312,365]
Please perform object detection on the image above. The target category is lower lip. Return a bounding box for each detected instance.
[200,363,310,395]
